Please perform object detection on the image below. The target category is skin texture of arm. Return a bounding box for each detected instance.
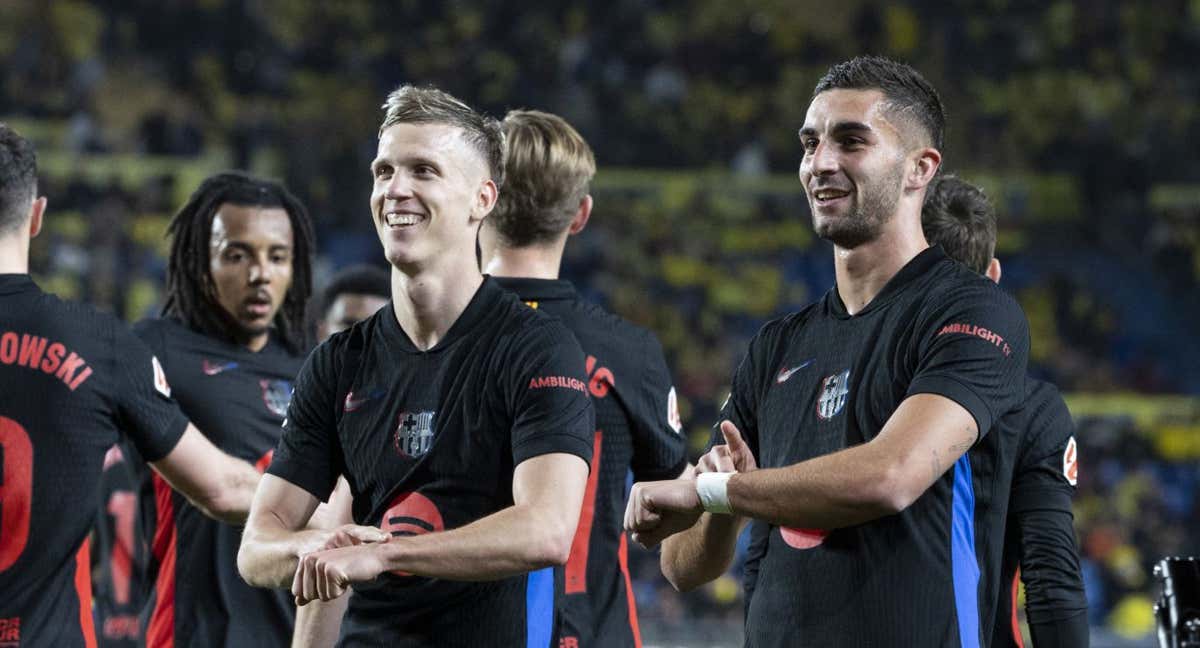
[291,479,354,648]
[149,422,263,525]
[237,474,388,589]
[627,393,978,548]
[291,452,589,604]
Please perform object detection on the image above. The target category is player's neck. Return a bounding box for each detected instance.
[481,243,563,281]
[0,237,30,274]
[833,215,929,315]
[390,262,484,350]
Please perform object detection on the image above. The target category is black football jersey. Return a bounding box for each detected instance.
[0,274,187,648]
[494,277,687,648]
[269,277,595,648]
[92,443,149,648]
[128,317,304,648]
[719,247,1030,648]
[990,380,1087,647]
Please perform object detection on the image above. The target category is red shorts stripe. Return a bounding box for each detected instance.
[564,431,603,594]
[74,538,97,648]
[146,474,177,648]
[1010,568,1024,648]
[618,533,642,648]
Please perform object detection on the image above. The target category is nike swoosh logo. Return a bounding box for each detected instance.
[776,359,815,384]
[344,389,383,412]
[202,359,239,376]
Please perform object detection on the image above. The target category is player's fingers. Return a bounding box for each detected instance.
[711,446,736,472]
[720,420,747,454]
[345,525,390,544]
[292,557,311,605]
[303,557,320,605]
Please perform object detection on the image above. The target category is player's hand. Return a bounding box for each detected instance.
[695,421,758,476]
[292,542,387,606]
[624,479,703,549]
[320,524,390,551]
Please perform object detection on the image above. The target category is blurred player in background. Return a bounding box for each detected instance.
[92,444,147,648]
[0,125,263,648]
[310,264,390,342]
[479,109,688,648]
[628,56,1031,647]
[126,171,316,648]
[920,175,1088,647]
[238,85,594,647]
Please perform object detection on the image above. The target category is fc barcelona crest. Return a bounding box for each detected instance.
[260,379,293,418]
[395,410,436,457]
[816,369,850,420]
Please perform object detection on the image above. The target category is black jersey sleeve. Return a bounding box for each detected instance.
[1012,392,1088,626]
[111,324,189,462]
[505,321,595,466]
[267,339,342,501]
[628,333,688,481]
[906,283,1030,439]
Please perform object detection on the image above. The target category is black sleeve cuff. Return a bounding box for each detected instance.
[139,412,190,463]
[266,455,336,503]
[907,374,993,440]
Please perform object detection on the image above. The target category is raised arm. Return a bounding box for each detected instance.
[238,474,384,589]
[726,392,977,528]
[149,423,262,525]
[628,393,978,547]
[292,451,588,604]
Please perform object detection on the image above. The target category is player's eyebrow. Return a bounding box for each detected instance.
[799,121,874,139]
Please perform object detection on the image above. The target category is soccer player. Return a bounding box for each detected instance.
[237,86,595,648]
[626,56,1031,647]
[127,171,317,648]
[0,125,262,648]
[920,175,1088,647]
[92,444,147,648]
[480,109,688,647]
[311,264,390,342]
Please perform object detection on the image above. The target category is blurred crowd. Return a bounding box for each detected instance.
[3,0,1199,643]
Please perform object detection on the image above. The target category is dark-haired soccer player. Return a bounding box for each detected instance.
[128,171,317,648]
[920,175,1088,647]
[238,85,594,648]
[311,264,390,342]
[0,125,262,648]
[628,56,1030,647]
[480,109,688,648]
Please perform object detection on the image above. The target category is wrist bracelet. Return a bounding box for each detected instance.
[696,472,733,514]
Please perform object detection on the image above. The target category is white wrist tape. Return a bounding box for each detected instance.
[696,472,734,514]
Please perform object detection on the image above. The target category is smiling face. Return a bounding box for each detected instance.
[208,203,294,350]
[798,88,912,249]
[369,122,497,272]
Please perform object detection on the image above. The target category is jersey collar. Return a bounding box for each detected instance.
[382,276,507,353]
[827,245,947,319]
[490,276,577,302]
[0,273,37,296]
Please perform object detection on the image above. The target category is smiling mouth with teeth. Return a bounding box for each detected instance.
[384,212,425,226]
[813,189,851,203]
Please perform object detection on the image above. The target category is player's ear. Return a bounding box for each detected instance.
[567,195,592,236]
[28,196,46,238]
[909,147,941,190]
[986,258,1002,284]
[473,178,499,224]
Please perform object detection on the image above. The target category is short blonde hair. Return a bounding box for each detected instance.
[379,85,506,188]
[490,109,596,246]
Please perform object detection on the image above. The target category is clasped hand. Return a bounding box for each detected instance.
[623,420,756,548]
[292,524,390,606]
